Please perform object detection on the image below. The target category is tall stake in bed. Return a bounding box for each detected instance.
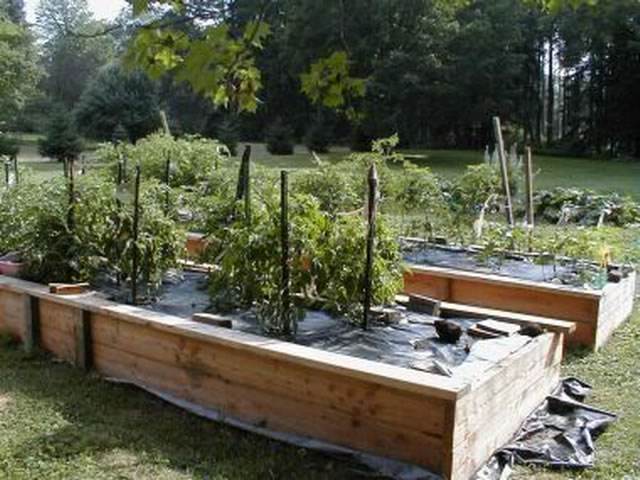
[243,145,252,225]
[164,152,171,216]
[115,160,124,286]
[492,116,515,227]
[525,146,535,228]
[280,170,291,335]
[363,164,379,330]
[67,157,75,232]
[4,160,9,186]
[12,155,18,184]
[131,165,141,306]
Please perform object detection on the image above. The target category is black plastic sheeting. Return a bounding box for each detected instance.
[475,377,617,480]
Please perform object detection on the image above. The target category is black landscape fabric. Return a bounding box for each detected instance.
[475,377,617,480]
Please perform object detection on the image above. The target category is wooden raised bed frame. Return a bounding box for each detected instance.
[404,264,636,351]
[0,274,563,480]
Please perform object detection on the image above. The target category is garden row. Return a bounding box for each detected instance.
[0,132,636,479]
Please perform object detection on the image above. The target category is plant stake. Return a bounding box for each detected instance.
[281,170,291,335]
[131,165,141,305]
[525,146,535,228]
[12,155,18,184]
[4,161,9,186]
[164,152,171,216]
[363,164,378,330]
[67,157,75,231]
[243,145,252,225]
[492,116,515,227]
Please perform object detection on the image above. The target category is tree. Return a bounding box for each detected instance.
[38,107,84,161]
[75,64,160,142]
[0,6,40,124]
[36,0,117,108]
[0,0,25,23]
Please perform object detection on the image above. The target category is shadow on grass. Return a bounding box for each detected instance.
[0,345,385,480]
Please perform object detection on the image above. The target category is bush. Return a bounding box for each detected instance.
[266,119,294,155]
[38,108,84,162]
[75,64,160,143]
[95,133,230,187]
[450,164,501,213]
[304,119,330,153]
[0,134,19,157]
[0,172,185,291]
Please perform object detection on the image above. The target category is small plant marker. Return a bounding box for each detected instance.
[492,116,515,227]
[363,164,379,330]
[525,146,535,228]
[281,170,291,335]
[131,165,141,306]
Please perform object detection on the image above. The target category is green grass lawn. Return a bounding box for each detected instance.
[17,142,640,199]
[1,307,638,480]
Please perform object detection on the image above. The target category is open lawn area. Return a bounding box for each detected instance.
[17,142,640,199]
[0,306,638,480]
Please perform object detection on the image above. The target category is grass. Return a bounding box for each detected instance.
[0,307,638,480]
[16,142,640,199]
[0,338,376,480]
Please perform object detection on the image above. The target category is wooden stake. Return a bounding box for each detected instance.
[363,164,379,330]
[235,146,251,202]
[4,161,9,186]
[492,117,515,227]
[525,146,535,228]
[116,160,124,286]
[164,152,171,216]
[12,155,18,184]
[68,157,75,231]
[131,165,141,305]
[280,170,292,335]
[243,145,252,225]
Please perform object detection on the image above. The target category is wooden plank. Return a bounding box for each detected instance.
[440,301,576,335]
[405,264,602,299]
[93,342,449,472]
[49,283,90,295]
[0,290,26,339]
[448,333,563,480]
[90,313,450,437]
[0,275,468,400]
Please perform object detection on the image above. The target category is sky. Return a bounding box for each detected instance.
[25,0,128,24]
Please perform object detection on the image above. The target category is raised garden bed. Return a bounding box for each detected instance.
[0,273,564,480]
[403,242,636,351]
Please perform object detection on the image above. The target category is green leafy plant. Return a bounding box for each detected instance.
[96,133,230,187]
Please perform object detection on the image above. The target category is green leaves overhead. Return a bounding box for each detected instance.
[300,51,366,121]
[126,16,269,113]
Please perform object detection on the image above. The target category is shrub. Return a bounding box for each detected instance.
[38,108,84,162]
[95,133,230,187]
[304,119,331,153]
[0,134,19,157]
[75,64,160,143]
[265,118,294,155]
[450,164,501,213]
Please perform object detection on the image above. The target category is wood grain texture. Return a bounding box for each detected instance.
[404,264,635,350]
[0,274,565,479]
